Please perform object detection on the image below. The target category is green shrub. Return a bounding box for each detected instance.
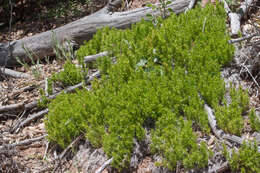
[249,109,260,132]
[214,86,249,136]
[51,60,84,86]
[151,113,210,170]
[223,142,260,173]
[45,90,88,148]
[45,4,241,170]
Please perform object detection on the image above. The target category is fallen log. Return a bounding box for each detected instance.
[0,0,190,67]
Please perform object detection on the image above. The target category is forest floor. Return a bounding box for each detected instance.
[0,0,260,172]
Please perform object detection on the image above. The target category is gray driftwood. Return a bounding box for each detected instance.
[84,51,109,63]
[0,67,30,78]
[0,0,190,67]
[222,0,253,36]
[0,134,47,150]
[12,108,49,133]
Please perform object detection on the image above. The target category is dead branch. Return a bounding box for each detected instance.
[84,51,109,63]
[0,67,30,78]
[0,102,25,113]
[185,0,196,13]
[208,162,229,173]
[95,158,113,173]
[12,109,49,133]
[0,135,47,150]
[221,0,254,36]
[52,135,83,173]
[228,32,259,44]
[204,104,224,139]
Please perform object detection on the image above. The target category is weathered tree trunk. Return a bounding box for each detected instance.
[0,0,190,67]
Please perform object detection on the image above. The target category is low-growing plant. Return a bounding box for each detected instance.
[52,35,75,62]
[38,88,50,108]
[51,60,83,86]
[249,108,260,132]
[151,114,210,170]
[45,4,246,171]
[214,86,249,136]
[223,141,260,173]
[16,45,42,80]
[147,0,173,20]
[45,90,88,148]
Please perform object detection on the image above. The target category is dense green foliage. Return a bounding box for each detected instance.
[223,142,260,173]
[51,60,84,86]
[249,108,260,132]
[151,115,210,170]
[44,4,258,171]
[214,86,249,135]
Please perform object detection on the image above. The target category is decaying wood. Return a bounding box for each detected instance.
[95,158,113,173]
[0,135,47,150]
[0,67,30,78]
[0,100,38,114]
[221,0,254,36]
[0,70,100,115]
[0,0,190,67]
[209,162,229,173]
[52,135,83,173]
[228,32,258,44]
[84,51,109,63]
[0,102,25,113]
[12,109,49,133]
[185,0,196,12]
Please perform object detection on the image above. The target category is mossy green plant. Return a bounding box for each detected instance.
[151,113,210,170]
[223,141,260,173]
[51,60,84,86]
[44,4,255,171]
[249,108,260,132]
[214,86,249,136]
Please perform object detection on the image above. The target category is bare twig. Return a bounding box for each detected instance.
[12,108,49,133]
[84,51,109,63]
[43,142,50,160]
[52,135,83,173]
[0,135,47,150]
[209,162,229,173]
[0,71,100,114]
[185,0,196,13]
[95,158,113,173]
[202,17,207,32]
[228,33,259,44]
[45,77,49,97]
[220,0,231,14]
[241,65,260,88]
